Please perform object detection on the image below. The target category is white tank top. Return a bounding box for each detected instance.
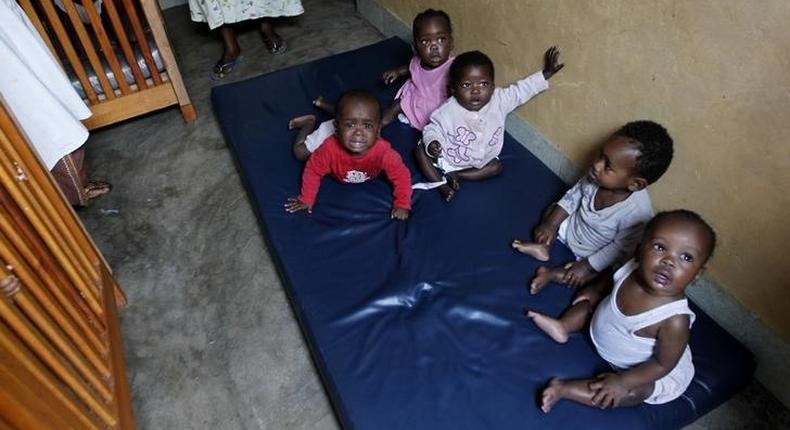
[590,260,695,371]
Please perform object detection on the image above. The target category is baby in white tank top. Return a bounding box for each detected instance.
[526,210,717,412]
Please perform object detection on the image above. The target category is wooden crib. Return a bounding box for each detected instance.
[17,0,195,129]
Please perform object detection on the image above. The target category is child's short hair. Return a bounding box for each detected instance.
[643,210,717,262]
[449,51,495,88]
[336,89,381,121]
[615,120,673,184]
[412,9,452,42]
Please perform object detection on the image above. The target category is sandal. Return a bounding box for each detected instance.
[84,181,112,200]
[262,32,287,54]
[211,56,241,80]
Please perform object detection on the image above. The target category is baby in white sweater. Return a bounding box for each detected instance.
[415,47,563,201]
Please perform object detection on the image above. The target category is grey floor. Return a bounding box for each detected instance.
[77,1,790,428]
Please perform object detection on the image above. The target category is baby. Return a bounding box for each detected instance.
[531,210,717,412]
[289,9,455,161]
[284,89,412,220]
[513,121,673,293]
[415,47,563,201]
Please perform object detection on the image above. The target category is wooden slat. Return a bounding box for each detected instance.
[0,184,107,337]
[0,293,116,426]
[0,324,101,430]
[0,286,116,425]
[139,0,196,122]
[0,240,113,401]
[0,199,108,356]
[101,265,137,430]
[0,146,104,318]
[104,0,148,89]
[56,0,116,98]
[80,0,132,96]
[16,0,60,66]
[83,82,178,129]
[34,0,99,104]
[122,0,162,84]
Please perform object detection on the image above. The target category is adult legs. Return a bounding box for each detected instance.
[260,18,286,53]
[213,25,241,78]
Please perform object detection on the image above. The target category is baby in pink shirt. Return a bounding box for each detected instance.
[289,9,455,161]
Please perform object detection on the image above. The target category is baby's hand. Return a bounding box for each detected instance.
[284,197,312,214]
[426,141,442,158]
[391,207,410,220]
[562,260,595,287]
[0,275,21,299]
[382,69,401,85]
[542,46,564,80]
[589,373,629,409]
[533,222,559,246]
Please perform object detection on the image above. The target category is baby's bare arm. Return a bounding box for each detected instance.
[534,205,569,245]
[589,314,690,407]
[382,65,410,84]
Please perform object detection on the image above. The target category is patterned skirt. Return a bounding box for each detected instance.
[189,0,303,30]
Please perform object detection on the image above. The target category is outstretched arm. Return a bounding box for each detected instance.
[542,46,564,80]
[382,150,413,218]
[382,64,410,84]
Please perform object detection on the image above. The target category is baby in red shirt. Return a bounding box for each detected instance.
[284,90,413,220]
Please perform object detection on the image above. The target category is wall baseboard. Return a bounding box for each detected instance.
[357,0,790,409]
[159,0,187,10]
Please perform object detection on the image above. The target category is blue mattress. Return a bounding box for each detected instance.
[211,37,755,430]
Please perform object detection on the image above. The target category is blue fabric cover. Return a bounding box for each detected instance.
[211,38,755,430]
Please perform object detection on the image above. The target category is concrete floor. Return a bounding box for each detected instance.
[77,1,790,428]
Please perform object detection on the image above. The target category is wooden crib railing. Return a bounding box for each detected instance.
[0,100,134,428]
[17,0,195,129]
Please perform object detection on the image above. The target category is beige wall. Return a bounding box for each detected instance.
[377,0,790,339]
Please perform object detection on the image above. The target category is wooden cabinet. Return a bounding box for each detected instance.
[0,102,134,429]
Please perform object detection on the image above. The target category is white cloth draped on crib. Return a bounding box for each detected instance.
[0,0,91,170]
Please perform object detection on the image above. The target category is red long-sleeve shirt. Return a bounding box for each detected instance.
[298,136,412,209]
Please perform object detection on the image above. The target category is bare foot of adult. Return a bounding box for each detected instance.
[541,378,565,413]
[526,310,569,343]
[260,20,286,54]
[511,240,550,261]
[288,114,316,130]
[438,184,456,202]
[85,181,112,200]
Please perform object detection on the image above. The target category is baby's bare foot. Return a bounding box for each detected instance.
[511,240,550,261]
[288,114,316,130]
[527,310,569,343]
[541,378,565,413]
[530,266,553,294]
[439,184,456,202]
[313,96,332,112]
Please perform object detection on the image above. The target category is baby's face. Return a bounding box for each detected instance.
[414,17,453,69]
[452,65,494,111]
[334,98,381,156]
[637,217,710,297]
[588,136,643,192]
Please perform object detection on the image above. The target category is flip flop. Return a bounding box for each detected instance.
[262,33,287,54]
[211,56,242,80]
[84,181,112,200]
